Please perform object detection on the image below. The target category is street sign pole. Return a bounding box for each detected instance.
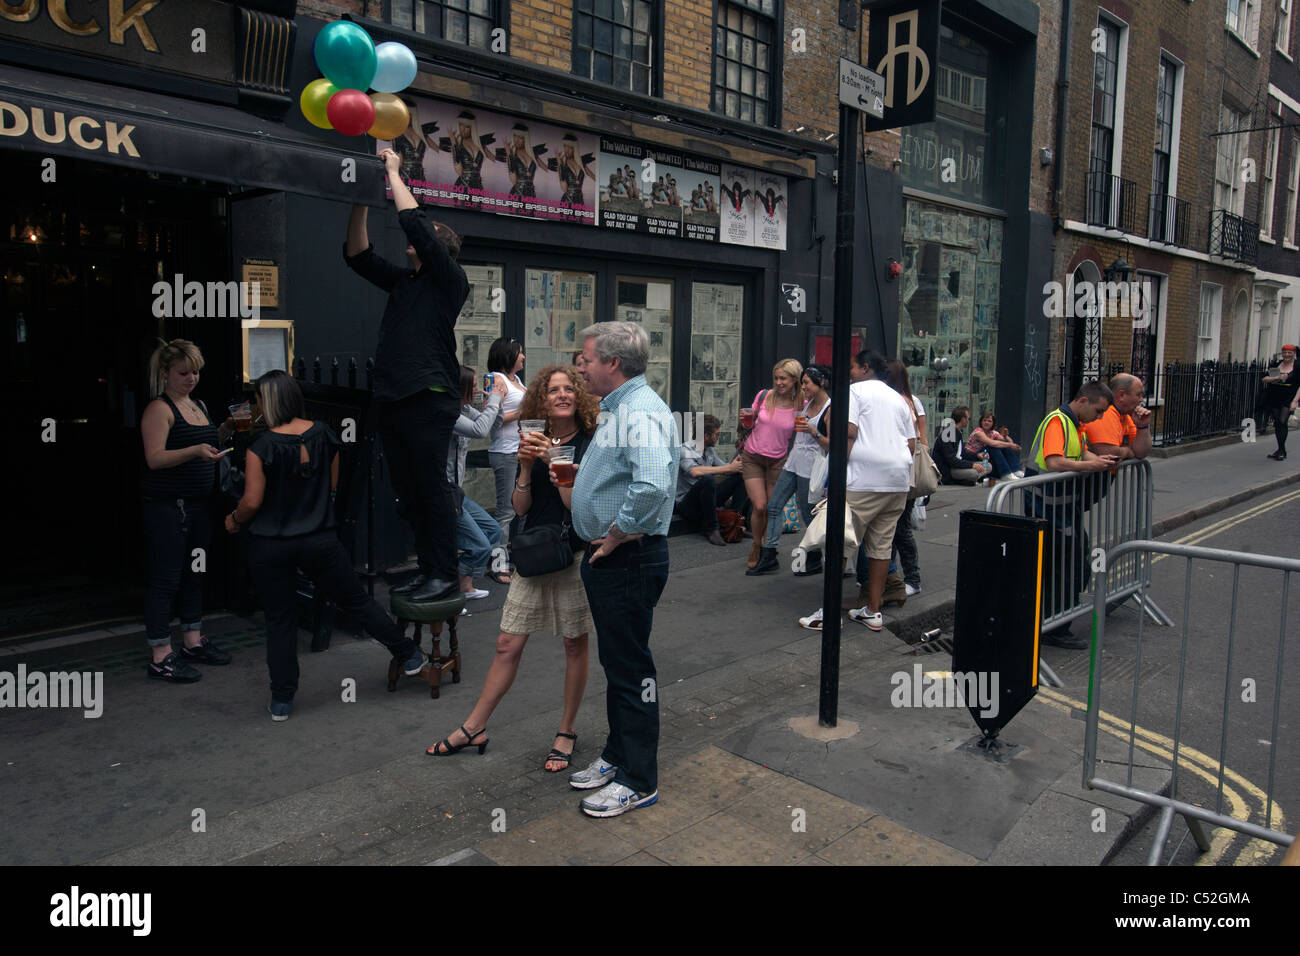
[818,99,860,728]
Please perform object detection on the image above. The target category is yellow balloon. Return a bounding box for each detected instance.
[368,93,411,141]
[300,78,338,130]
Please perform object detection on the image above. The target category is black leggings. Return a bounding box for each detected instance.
[1267,405,1291,454]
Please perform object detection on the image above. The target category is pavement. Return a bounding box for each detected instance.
[0,437,1296,867]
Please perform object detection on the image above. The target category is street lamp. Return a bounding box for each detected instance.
[1104,255,1134,284]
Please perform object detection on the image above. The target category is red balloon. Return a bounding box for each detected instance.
[326,88,375,137]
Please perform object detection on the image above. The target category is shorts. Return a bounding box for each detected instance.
[741,449,787,484]
[845,490,908,560]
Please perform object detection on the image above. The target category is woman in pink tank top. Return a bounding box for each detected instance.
[739,358,802,570]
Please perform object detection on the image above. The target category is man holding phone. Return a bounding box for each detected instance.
[344,148,468,601]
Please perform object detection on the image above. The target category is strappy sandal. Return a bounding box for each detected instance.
[426,724,489,757]
[489,571,512,585]
[544,732,577,772]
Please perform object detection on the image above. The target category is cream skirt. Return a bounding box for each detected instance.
[498,557,594,638]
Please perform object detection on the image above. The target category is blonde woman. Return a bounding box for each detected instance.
[140,339,233,682]
[741,358,802,573]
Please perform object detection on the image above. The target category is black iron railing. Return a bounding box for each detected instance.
[1148,193,1201,248]
[1085,171,1140,232]
[1150,360,1266,445]
[1208,209,1259,264]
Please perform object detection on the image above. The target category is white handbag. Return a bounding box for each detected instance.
[807,449,829,505]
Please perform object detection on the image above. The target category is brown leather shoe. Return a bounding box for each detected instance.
[706,529,726,546]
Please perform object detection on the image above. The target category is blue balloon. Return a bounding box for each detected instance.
[372,42,418,93]
[314,21,376,93]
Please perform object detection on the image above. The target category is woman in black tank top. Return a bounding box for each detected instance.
[140,340,233,682]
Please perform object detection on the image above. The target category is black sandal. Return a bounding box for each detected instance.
[427,724,489,757]
[543,732,577,772]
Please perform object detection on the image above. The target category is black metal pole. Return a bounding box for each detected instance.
[819,102,860,727]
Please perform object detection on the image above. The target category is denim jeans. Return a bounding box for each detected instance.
[249,530,416,702]
[581,535,669,794]
[457,497,501,576]
[985,446,1020,477]
[142,497,211,647]
[764,469,813,548]
[488,451,519,543]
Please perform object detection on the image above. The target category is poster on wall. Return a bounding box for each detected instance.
[719,164,756,247]
[680,156,721,242]
[753,171,788,251]
[378,95,599,225]
[597,138,715,239]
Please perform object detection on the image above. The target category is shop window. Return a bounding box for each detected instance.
[712,0,777,127]
[616,277,674,402]
[524,268,597,374]
[689,281,744,459]
[899,199,1001,425]
[573,0,658,96]
[383,0,504,49]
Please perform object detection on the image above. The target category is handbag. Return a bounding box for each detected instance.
[909,443,941,500]
[510,518,575,578]
[807,450,829,505]
[717,508,745,543]
[796,496,858,559]
[910,498,928,532]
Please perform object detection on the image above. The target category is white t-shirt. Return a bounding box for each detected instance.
[845,379,915,492]
[487,373,527,453]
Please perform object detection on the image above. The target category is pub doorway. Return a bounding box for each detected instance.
[1,155,232,639]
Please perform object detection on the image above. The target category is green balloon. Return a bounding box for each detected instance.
[314,21,376,92]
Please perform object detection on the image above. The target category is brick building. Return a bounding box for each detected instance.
[1046,0,1286,422]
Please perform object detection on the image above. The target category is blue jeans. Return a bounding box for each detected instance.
[985,446,1020,477]
[581,536,669,794]
[488,451,519,543]
[763,469,813,549]
[457,498,501,576]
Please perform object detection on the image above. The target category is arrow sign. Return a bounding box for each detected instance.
[839,57,885,119]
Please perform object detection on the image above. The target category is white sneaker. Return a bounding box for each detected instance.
[569,757,618,790]
[461,588,489,600]
[848,606,883,631]
[904,583,921,597]
[579,781,658,818]
[798,608,825,630]
[1012,470,1025,479]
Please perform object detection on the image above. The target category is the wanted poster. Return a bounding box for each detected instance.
[380,95,598,225]
[456,264,503,368]
[598,138,650,233]
[753,171,787,251]
[719,164,756,247]
[680,155,721,242]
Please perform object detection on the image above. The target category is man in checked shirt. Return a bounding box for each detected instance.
[567,322,678,818]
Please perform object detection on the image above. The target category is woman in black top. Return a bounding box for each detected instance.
[226,370,424,721]
[427,365,599,769]
[1262,344,1300,460]
[140,339,232,682]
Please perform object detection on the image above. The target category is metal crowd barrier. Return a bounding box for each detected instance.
[1084,540,1298,865]
[985,460,1172,637]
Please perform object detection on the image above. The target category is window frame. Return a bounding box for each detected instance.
[1285,138,1300,247]
[709,0,783,129]
[1088,14,1128,227]
[1279,0,1294,56]
[570,0,664,98]
[1227,0,1262,51]
[1215,104,1251,217]
[379,0,509,49]
[1262,103,1282,240]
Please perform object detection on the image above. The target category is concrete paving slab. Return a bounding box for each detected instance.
[474,811,640,866]
[720,776,875,855]
[642,812,808,865]
[816,817,980,866]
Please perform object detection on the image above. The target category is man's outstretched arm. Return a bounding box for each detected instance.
[345,204,369,257]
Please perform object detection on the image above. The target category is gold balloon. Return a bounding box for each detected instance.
[368,93,410,141]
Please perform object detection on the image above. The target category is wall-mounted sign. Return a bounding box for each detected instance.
[862,0,942,132]
[0,0,236,85]
[241,258,279,310]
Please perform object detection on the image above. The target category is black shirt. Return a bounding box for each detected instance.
[140,394,217,499]
[1264,364,1300,406]
[522,431,591,550]
[343,207,468,403]
[247,422,342,538]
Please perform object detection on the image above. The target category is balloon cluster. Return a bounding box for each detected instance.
[299,22,418,139]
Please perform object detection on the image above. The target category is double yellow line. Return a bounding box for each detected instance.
[1038,488,1300,864]
[1152,487,1300,562]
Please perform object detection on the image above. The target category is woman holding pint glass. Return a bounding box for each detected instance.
[427,364,597,771]
[140,339,233,682]
[740,358,803,574]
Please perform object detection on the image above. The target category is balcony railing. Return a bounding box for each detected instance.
[1148,193,1202,249]
[1208,208,1259,264]
[1085,171,1140,233]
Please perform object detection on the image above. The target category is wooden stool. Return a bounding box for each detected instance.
[387,592,466,698]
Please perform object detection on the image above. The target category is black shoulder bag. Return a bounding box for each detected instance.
[511,517,574,578]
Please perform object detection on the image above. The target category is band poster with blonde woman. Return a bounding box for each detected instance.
[375,94,599,225]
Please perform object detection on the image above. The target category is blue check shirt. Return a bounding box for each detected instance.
[571,375,679,541]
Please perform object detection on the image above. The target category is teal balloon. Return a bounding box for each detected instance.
[372,42,417,94]
[314,21,376,92]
